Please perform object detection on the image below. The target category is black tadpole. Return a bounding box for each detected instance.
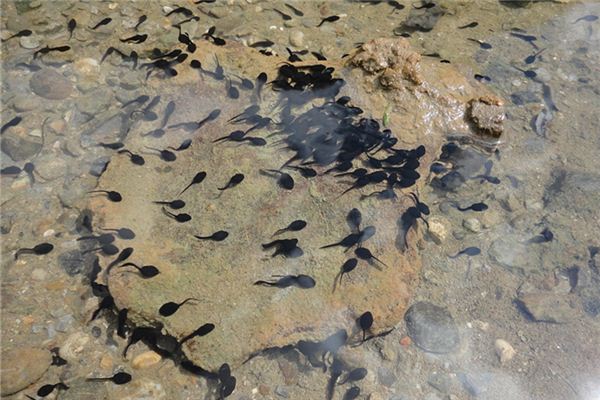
[261,169,294,190]
[162,207,192,223]
[100,227,135,239]
[37,382,69,397]
[357,311,373,342]
[254,274,316,289]
[272,220,307,236]
[342,386,361,400]
[118,149,145,165]
[87,372,132,385]
[88,190,122,202]
[145,147,176,162]
[347,208,362,232]
[179,171,207,195]
[179,323,215,345]
[118,262,160,278]
[159,298,199,316]
[15,242,54,260]
[449,246,481,258]
[333,258,358,292]
[194,230,229,241]
[338,368,368,385]
[355,247,388,267]
[218,173,244,191]
[153,199,186,209]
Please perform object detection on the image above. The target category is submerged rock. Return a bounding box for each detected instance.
[0,347,52,396]
[29,68,73,100]
[90,38,502,369]
[404,302,459,353]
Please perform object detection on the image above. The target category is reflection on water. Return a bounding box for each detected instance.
[1,1,599,399]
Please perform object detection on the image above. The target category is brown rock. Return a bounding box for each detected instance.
[0,347,52,395]
[467,96,505,137]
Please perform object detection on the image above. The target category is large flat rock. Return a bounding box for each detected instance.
[89,39,502,370]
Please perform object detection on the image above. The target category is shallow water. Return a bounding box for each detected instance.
[1,1,600,400]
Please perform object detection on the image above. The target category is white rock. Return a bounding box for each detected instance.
[427,216,448,244]
[132,351,161,369]
[463,218,482,233]
[494,339,516,364]
[289,30,304,47]
[59,332,90,362]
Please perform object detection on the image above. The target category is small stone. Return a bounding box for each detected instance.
[56,314,74,332]
[404,302,459,354]
[289,30,304,47]
[516,292,574,323]
[489,238,537,275]
[427,217,448,244]
[90,157,110,177]
[500,192,522,212]
[13,94,40,112]
[30,69,73,100]
[1,132,42,161]
[284,19,299,28]
[31,268,48,281]
[91,326,102,338]
[428,371,452,393]
[28,128,42,138]
[494,339,516,364]
[278,359,297,384]
[59,331,90,362]
[20,34,40,49]
[377,366,396,387]
[274,385,289,398]
[0,347,52,396]
[258,384,270,396]
[132,351,162,369]
[59,379,109,400]
[462,218,481,233]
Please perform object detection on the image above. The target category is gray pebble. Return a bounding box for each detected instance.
[89,157,110,177]
[56,314,75,332]
[274,386,289,398]
[13,94,40,112]
[377,366,397,387]
[30,69,73,100]
[289,30,304,47]
[91,326,102,338]
[1,134,42,161]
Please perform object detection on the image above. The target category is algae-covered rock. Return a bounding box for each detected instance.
[89,38,503,370]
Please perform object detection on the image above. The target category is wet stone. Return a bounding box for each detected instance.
[1,133,42,161]
[90,157,111,177]
[58,249,92,276]
[489,238,539,275]
[77,88,114,115]
[428,371,452,393]
[59,379,109,400]
[0,347,52,396]
[404,302,459,354]
[517,292,575,323]
[377,366,397,387]
[275,385,289,398]
[30,68,73,100]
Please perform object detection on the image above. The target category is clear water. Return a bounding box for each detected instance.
[1,1,599,400]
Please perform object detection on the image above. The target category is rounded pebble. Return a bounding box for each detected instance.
[494,339,516,364]
[132,351,162,369]
[289,30,304,47]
